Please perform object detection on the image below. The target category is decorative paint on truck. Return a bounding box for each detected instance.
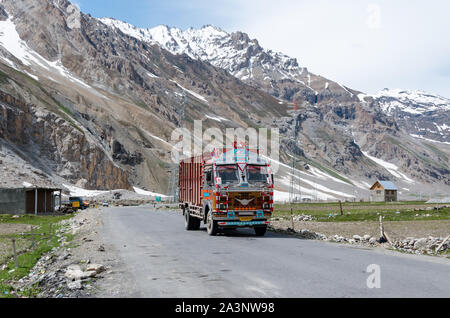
[179,145,274,236]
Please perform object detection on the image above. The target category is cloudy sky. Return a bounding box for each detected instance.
[75,0,450,97]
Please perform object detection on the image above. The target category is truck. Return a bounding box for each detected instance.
[179,145,274,236]
[69,197,86,210]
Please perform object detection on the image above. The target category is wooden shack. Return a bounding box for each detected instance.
[0,187,62,214]
[370,180,398,202]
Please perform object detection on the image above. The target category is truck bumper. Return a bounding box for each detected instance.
[216,220,270,227]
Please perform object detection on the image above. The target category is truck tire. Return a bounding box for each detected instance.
[254,226,267,237]
[206,211,218,236]
[185,209,200,231]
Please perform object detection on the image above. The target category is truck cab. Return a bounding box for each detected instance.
[179,147,274,236]
[69,197,85,210]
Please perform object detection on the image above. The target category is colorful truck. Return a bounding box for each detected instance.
[179,145,274,236]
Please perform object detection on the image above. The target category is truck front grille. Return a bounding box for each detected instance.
[228,192,263,210]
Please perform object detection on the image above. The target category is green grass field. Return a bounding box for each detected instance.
[0,214,75,298]
[273,201,450,222]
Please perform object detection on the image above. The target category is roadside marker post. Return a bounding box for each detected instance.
[290,208,295,231]
[12,238,18,268]
[436,235,450,254]
[379,216,388,244]
[379,216,383,239]
[31,227,35,248]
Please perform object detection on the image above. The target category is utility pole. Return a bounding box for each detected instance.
[289,156,296,204]
[285,99,303,204]
[288,154,301,204]
[168,94,186,203]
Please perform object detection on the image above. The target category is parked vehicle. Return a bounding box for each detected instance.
[102,202,109,207]
[69,197,85,210]
[59,200,75,214]
[179,145,274,236]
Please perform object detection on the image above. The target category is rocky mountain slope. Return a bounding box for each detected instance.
[100,17,359,105]
[0,0,448,199]
[368,89,450,144]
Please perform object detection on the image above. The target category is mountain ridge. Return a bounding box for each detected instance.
[367,88,450,143]
[101,17,450,145]
[0,0,448,200]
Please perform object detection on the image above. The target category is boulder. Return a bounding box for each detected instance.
[86,264,105,274]
[65,265,96,281]
[414,238,428,250]
[369,237,377,245]
[67,280,82,290]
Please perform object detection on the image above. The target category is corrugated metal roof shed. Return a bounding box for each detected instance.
[378,180,398,190]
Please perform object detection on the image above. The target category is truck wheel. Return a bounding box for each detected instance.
[185,209,200,231]
[254,226,267,237]
[206,211,218,236]
[193,217,200,230]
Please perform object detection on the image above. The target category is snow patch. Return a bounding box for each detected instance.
[274,190,291,202]
[205,114,228,122]
[290,173,356,198]
[362,151,415,183]
[0,17,109,100]
[358,94,367,102]
[63,184,109,198]
[146,71,159,78]
[410,134,450,145]
[170,80,208,104]
[24,71,38,81]
[278,176,337,200]
[133,186,168,198]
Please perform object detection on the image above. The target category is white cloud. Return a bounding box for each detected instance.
[219,0,450,97]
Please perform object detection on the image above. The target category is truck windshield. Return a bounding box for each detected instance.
[247,165,269,184]
[216,165,239,184]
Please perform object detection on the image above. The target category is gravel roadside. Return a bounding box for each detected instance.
[9,208,138,298]
[271,219,450,241]
[270,219,450,256]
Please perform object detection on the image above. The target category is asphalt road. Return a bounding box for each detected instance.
[100,206,450,298]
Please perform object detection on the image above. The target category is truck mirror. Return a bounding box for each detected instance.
[271,174,274,184]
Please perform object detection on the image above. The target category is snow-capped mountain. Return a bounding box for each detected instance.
[370,89,450,143]
[100,18,305,81]
[99,18,358,103]
[372,89,450,115]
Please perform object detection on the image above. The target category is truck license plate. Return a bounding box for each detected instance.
[239,217,253,222]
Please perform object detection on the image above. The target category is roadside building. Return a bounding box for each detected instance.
[0,187,62,214]
[370,180,398,202]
